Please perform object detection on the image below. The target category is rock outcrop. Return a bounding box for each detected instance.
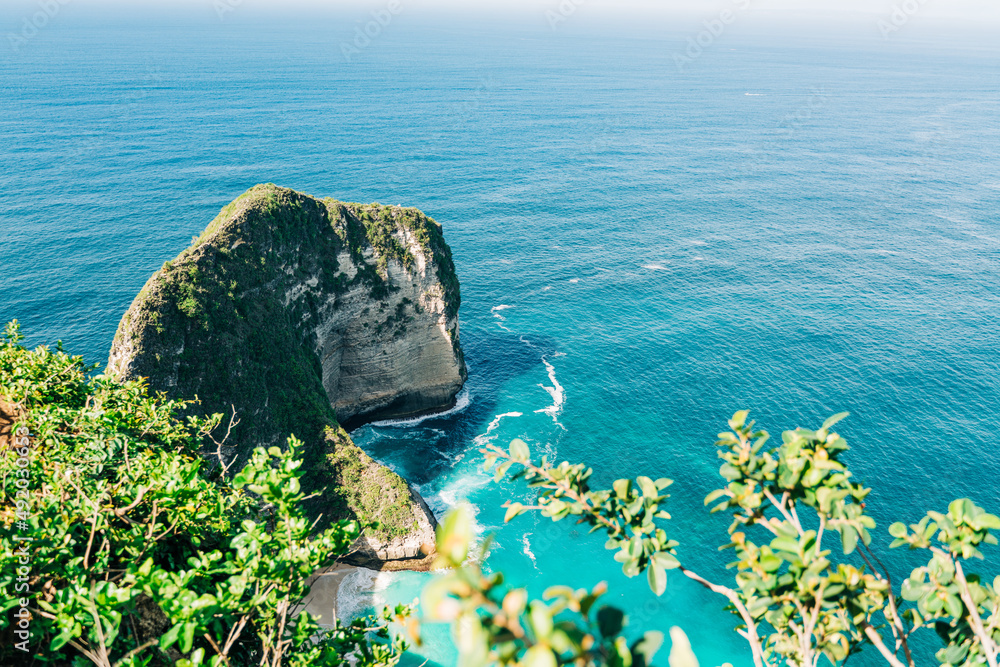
[107,184,466,570]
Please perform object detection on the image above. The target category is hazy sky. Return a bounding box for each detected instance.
[3,0,999,39]
[5,0,1000,20]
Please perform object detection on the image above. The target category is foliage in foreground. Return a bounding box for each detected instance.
[0,321,410,667]
[422,412,1000,667]
[422,505,697,667]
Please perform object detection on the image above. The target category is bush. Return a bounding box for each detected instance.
[0,321,410,667]
[423,412,1000,667]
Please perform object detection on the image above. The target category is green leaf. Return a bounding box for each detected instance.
[637,476,658,497]
[436,505,473,566]
[523,646,557,667]
[597,606,626,638]
[50,628,75,652]
[180,621,197,653]
[770,536,800,554]
[841,526,858,555]
[160,623,182,650]
[901,578,925,602]
[945,594,963,619]
[509,438,530,461]
[494,460,512,482]
[703,489,727,506]
[614,479,632,499]
[889,522,908,539]
[528,601,554,638]
[940,643,970,666]
[668,627,700,667]
[974,513,1000,530]
[821,412,849,430]
[504,502,524,523]
[648,563,667,596]
[631,631,665,667]
[612,636,634,667]
[652,552,681,570]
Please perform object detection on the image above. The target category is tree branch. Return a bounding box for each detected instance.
[679,566,771,667]
[862,624,908,667]
[860,542,915,667]
[113,640,158,667]
[954,559,999,667]
[763,489,803,537]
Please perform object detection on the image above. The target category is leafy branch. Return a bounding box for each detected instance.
[475,411,1000,667]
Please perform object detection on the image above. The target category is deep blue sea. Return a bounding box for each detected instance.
[2,6,999,666]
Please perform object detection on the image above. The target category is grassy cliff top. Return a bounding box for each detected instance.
[184,184,459,314]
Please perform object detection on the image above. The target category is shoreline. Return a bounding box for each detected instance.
[343,385,470,432]
[297,564,362,627]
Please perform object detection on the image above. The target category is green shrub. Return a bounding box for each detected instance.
[0,321,410,667]
[423,413,1000,667]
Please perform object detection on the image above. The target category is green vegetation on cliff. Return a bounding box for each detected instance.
[0,321,410,667]
[335,200,461,318]
[322,425,418,542]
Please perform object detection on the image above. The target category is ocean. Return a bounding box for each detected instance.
[1,6,998,666]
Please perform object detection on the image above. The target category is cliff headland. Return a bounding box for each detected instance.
[107,184,466,569]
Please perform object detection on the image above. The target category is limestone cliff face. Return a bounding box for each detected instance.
[106,183,466,569]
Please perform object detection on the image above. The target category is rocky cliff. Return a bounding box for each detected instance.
[107,183,467,569]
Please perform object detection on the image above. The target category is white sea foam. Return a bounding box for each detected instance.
[336,567,393,622]
[522,533,538,569]
[367,386,470,428]
[428,411,525,515]
[642,263,668,271]
[492,304,514,331]
[534,356,566,426]
[472,411,524,448]
[429,477,491,517]
[569,278,580,283]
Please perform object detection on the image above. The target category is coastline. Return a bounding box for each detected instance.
[343,385,471,432]
[298,564,362,627]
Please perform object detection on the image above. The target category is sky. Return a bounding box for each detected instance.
[1,0,998,53]
[3,0,1000,26]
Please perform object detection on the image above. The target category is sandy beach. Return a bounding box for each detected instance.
[297,564,360,627]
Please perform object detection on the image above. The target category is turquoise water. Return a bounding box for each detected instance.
[2,9,999,666]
